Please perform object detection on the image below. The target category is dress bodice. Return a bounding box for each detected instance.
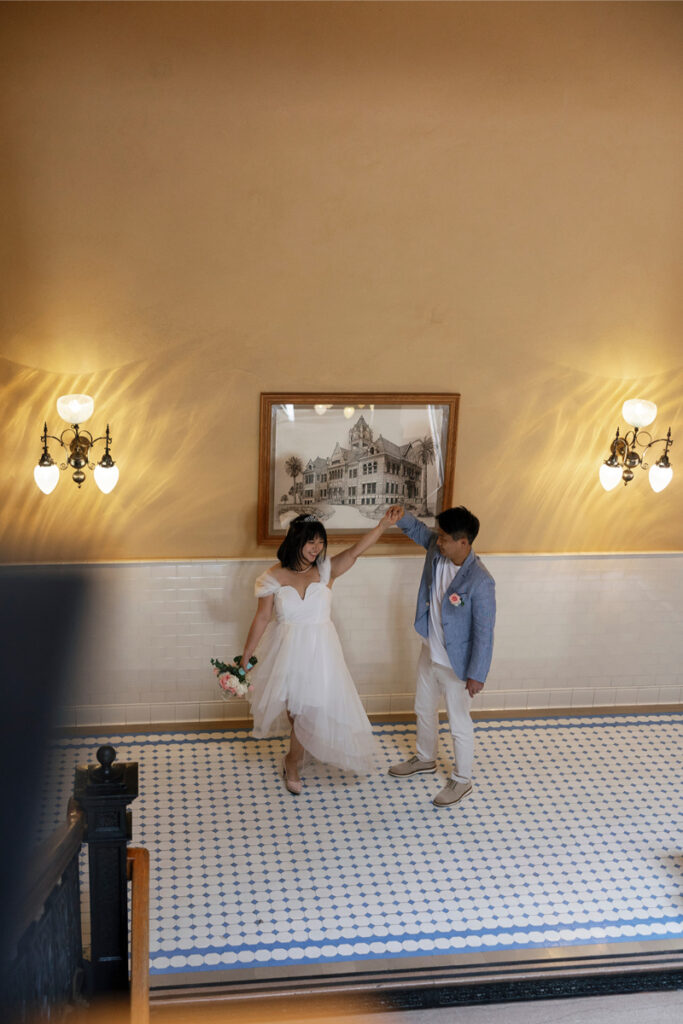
[274,583,332,624]
[255,558,333,625]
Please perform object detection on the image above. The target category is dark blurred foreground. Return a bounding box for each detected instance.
[0,569,87,1011]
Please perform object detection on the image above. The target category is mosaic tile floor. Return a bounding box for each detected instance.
[41,714,683,976]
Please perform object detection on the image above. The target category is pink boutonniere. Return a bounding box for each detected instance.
[449,592,464,607]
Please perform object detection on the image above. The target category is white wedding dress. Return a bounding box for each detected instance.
[248,557,378,773]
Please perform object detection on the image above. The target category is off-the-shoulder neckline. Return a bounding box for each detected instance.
[263,556,330,589]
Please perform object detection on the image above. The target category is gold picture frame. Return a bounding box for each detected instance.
[257,393,460,543]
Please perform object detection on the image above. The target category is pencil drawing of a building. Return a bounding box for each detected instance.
[299,416,433,513]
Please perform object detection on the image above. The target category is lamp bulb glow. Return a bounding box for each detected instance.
[649,462,673,493]
[599,463,622,491]
[34,463,60,495]
[622,399,657,429]
[57,394,95,425]
[94,462,119,494]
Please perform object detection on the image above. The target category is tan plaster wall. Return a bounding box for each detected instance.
[1,2,681,562]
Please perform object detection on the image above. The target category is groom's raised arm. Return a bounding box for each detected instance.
[390,506,434,550]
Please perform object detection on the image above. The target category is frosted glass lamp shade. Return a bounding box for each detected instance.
[622,399,657,429]
[34,462,60,494]
[599,463,622,491]
[649,462,673,493]
[94,462,119,494]
[57,394,94,425]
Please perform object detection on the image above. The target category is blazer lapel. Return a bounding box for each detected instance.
[448,550,474,594]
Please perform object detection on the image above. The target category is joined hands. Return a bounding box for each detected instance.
[380,505,404,529]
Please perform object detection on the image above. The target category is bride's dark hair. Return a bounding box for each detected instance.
[277,514,328,570]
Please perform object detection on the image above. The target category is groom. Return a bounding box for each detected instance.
[388,504,496,808]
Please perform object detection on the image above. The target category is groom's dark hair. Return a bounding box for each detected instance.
[437,506,480,545]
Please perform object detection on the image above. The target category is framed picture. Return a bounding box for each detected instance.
[257,393,460,543]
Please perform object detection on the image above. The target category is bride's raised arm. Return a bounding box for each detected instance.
[329,505,403,580]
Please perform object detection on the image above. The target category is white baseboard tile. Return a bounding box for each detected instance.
[75,707,102,727]
[570,688,595,707]
[99,705,128,725]
[614,687,639,705]
[592,688,617,707]
[389,694,416,713]
[199,702,222,722]
[363,695,391,715]
[174,702,200,722]
[60,687,682,730]
[526,690,551,709]
[125,703,151,724]
[503,691,528,710]
[199,700,249,721]
[215,699,249,719]
[476,691,503,711]
[146,703,177,723]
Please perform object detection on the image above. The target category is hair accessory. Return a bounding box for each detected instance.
[302,515,319,522]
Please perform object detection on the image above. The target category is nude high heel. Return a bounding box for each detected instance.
[282,757,302,795]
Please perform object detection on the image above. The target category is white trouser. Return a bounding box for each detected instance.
[415,645,474,783]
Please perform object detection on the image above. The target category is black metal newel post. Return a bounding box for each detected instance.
[74,744,139,996]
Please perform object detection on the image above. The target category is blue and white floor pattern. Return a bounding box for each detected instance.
[40,714,683,976]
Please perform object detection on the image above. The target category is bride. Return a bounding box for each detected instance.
[237,508,402,793]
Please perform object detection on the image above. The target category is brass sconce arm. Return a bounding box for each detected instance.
[34,397,119,494]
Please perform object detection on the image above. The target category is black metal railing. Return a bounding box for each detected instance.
[6,801,86,1022]
[4,745,143,1023]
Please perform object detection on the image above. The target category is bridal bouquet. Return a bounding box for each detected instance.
[210,654,257,699]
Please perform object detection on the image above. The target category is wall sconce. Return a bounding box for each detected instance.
[599,399,673,492]
[34,394,119,494]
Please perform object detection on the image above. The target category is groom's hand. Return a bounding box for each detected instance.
[379,505,403,528]
[466,678,484,698]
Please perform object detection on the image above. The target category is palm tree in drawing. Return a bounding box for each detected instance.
[414,435,436,515]
[284,455,304,505]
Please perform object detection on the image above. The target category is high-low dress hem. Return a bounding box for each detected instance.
[248,559,377,774]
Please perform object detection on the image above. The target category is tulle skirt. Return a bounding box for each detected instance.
[248,620,378,773]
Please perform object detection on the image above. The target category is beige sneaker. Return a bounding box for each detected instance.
[388,755,437,777]
[433,780,472,807]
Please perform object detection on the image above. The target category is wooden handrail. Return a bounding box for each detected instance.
[127,846,150,1024]
[13,798,86,945]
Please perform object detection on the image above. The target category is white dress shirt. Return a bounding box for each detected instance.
[427,555,459,668]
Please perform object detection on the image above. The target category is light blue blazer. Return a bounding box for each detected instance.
[398,513,496,683]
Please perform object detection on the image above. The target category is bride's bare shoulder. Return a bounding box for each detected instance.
[268,563,288,583]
